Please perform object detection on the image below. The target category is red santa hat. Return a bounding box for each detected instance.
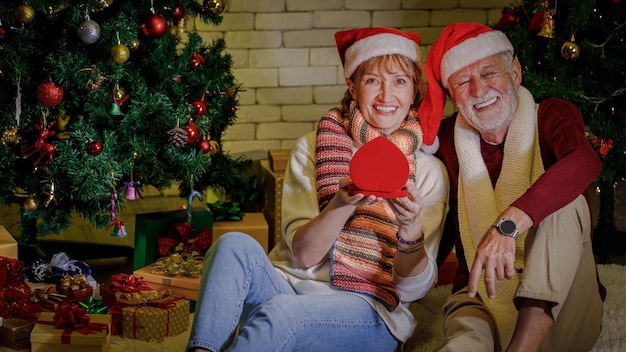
[335,27,422,80]
[418,22,513,132]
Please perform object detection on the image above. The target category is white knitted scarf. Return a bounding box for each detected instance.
[455,86,544,349]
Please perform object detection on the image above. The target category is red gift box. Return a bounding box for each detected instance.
[0,257,24,288]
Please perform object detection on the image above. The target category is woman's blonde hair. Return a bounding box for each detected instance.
[340,54,426,118]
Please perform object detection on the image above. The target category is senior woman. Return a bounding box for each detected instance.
[186,27,449,352]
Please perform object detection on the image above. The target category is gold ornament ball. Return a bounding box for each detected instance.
[561,36,580,61]
[16,4,35,25]
[110,44,130,64]
[113,87,125,101]
[95,0,114,11]
[24,197,39,211]
[129,39,140,51]
[203,0,226,15]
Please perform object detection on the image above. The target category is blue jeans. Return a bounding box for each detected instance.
[186,232,399,352]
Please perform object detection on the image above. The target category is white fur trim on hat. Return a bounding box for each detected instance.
[440,30,513,87]
[343,33,420,79]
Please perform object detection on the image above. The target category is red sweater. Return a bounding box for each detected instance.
[435,98,603,294]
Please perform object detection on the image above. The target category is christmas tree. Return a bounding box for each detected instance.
[495,0,626,231]
[0,0,250,245]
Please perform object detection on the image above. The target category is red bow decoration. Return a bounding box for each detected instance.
[53,304,90,330]
[158,222,212,257]
[189,226,212,255]
[109,273,152,293]
[46,304,108,344]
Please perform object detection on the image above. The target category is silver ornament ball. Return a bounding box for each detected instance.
[78,19,101,44]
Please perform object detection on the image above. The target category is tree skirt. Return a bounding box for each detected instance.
[2,264,623,352]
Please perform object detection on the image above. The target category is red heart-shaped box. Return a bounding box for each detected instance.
[347,136,409,198]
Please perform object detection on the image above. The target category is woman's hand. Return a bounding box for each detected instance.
[337,177,383,206]
[387,183,424,239]
[390,183,428,277]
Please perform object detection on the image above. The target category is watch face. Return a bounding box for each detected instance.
[500,220,516,235]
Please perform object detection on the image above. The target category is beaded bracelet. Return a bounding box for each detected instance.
[396,232,424,246]
[397,243,423,254]
[396,232,425,254]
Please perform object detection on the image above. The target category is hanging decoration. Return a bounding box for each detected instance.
[537,1,556,38]
[111,31,130,64]
[198,133,220,156]
[202,0,227,15]
[43,180,57,207]
[172,6,186,24]
[36,79,64,107]
[23,195,38,211]
[94,0,114,11]
[592,137,614,156]
[187,176,203,224]
[87,140,103,155]
[77,12,101,44]
[1,126,20,146]
[109,82,128,115]
[142,1,168,39]
[167,116,188,148]
[107,186,128,237]
[123,154,142,200]
[21,116,57,171]
[189,52,205,69]
[15,4,35,25]
[185,119,201,144]
[561,34,580,60]
[191,94,207,118]
[495,7,522,31]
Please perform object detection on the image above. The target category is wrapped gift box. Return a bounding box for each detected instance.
[268,149,289,173]
[0,226,17,259]
[121,296,189,342]
[99,273,154,308]
[259,159,285,250]
[213,212,269,253]
[134,208,213,270]
[30,311,111,352]
[0,317,35,350]
[133,265,201,301]
[0,256,24,288]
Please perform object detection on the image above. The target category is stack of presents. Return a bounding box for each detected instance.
[0,152,284,351]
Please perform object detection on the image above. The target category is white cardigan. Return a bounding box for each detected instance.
[268,130,449,342]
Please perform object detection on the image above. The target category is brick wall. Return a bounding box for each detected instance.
[195,0,512,155]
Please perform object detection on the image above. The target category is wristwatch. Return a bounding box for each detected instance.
[493,219,520,240]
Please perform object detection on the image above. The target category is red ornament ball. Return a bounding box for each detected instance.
[36,81,64,107]
[189,52,205,69]
[198,140,211,154]
[87,140,103,155]
[173,6,187,23]
[142,13,168,39]
[192,99,207,117]
[609,0,622,5]
[185,122,201,144]
[0,25,6,38]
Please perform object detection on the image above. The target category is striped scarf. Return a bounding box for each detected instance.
[455,86,544,348]
[315,102,423,310]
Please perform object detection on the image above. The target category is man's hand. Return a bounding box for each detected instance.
[468,227,516,299]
